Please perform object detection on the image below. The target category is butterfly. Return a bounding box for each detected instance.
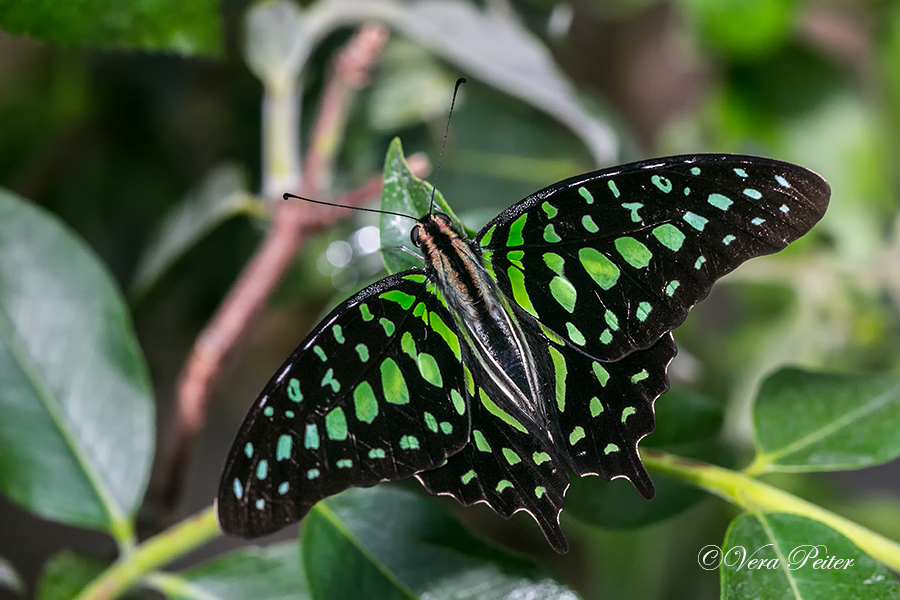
[216,152,830,553]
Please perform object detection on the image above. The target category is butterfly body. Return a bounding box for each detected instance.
[217,153,830,553]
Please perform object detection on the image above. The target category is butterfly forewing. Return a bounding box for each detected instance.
[217,272,471,537]
[479,155,830,360]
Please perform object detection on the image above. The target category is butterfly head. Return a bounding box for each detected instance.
[410,212,455,250]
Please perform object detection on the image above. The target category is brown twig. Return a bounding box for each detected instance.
[149,24,411,514]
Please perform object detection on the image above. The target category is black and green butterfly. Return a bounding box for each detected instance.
[217,151,829,553]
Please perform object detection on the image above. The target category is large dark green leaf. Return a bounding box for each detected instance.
[0,0,220,54]
[302,487,579,600]
[0,190,154,534]
[379,138,468,274]
[750,368,900,473]
[161,542,308,600]
[718,513,900,599]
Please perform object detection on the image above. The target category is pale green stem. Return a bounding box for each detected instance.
[73,507,221,600]
[262,74,301,200]
[643,449,900,572]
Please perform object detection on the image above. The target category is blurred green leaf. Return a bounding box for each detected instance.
[368,39,459,132]
[131,165,264,297]
[0,556,25,597]
[750,368,900,473]
[380,138,468,274]
[647,388,724,449]
[0,190,154,535]
[719,513,900,599]
[680,0,795,59]
[161,542,308,600]
[36,551,105,600]
[302,486,579,600]
[292,0,617,165]
[0,0,220,55]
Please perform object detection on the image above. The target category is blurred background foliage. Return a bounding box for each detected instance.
[1,0,899,598]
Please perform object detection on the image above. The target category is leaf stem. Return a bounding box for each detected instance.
[642,449,900,572]
[73,507,220,600]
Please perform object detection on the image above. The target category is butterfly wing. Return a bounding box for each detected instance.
[416,327,676,554]
[478,154,830,360]
[217,271,471,537]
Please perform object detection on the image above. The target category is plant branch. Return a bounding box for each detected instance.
[149,24,391,513]
[642,449,900,572]
[74,507,220,600]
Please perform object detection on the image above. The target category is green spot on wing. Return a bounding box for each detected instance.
[543,224,561,243]
[683,211,708,231]
[666,280,680,296]
[507,214,527,246]
[360,303,374,321]
[548,346,567,412]
[621,406,636,423]
[474,429,491,452]
[380,289,416,310]
[579,185,595,203]
[424,411,438,433]
[355,343,369,362]
[502,448,521,465]
[615,237,652,269]
[427,313,461,361]
[450,389,465,415]
[325,407,348,440]
[542,202,558,218]
[636,301,652,321]
[707,193,733,211]
[549,276,577,313]
[543,252,564,275]
[604,444,620,454]
[287,378,303,402]
[417,352,443,387]
[461,470,477,484]
[276,435,292,461]
[566,322,585,345]
[579,247,619,290]
[399,435,420,450]
[304,424,319,449]
[651,175,672,193]
[535,486,546,498]
[321,368,340,392]
[354,382,378,424]
[332,325,345,344]
[607,180,620,198]
[336,459,352,469]
[479,388,527,433]
[379,317,395,336]
[369,448,386,459]
[256,460,268,479]
[590,397,603,417]
[496,480,513,493]
[569,426,586,445]
[652,223,685,251]
[582,214,599,233]
[507,265,538,317]
[533,452,551,465]
[604,309,619,331]
[622,202,643,222]
[631,369,649,383]
[381,358,409,405]
[313,345,326,361]
[593,362,610,386]
[480,224,496,247]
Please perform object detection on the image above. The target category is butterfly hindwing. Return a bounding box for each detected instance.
[479,154,829,360]
[217,271,471,537]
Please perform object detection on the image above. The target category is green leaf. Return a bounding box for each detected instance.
[0,190,154,537]
[156,542,308,600]
[679,0,795,59]
[718,513,900,599]
[567,389,726,529]
[0,556,25,597]
[380,138,469,275]
[288,0,617,165]
[0,0,221,55]
[302,487,579,600]
[749,368,900,474]
[36,551,105,600]
[131,165,264,297]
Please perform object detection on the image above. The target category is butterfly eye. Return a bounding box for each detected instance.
[410,224,424,248]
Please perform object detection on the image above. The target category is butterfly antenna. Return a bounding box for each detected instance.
[283,193,418,222]
[428,77,466,215]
